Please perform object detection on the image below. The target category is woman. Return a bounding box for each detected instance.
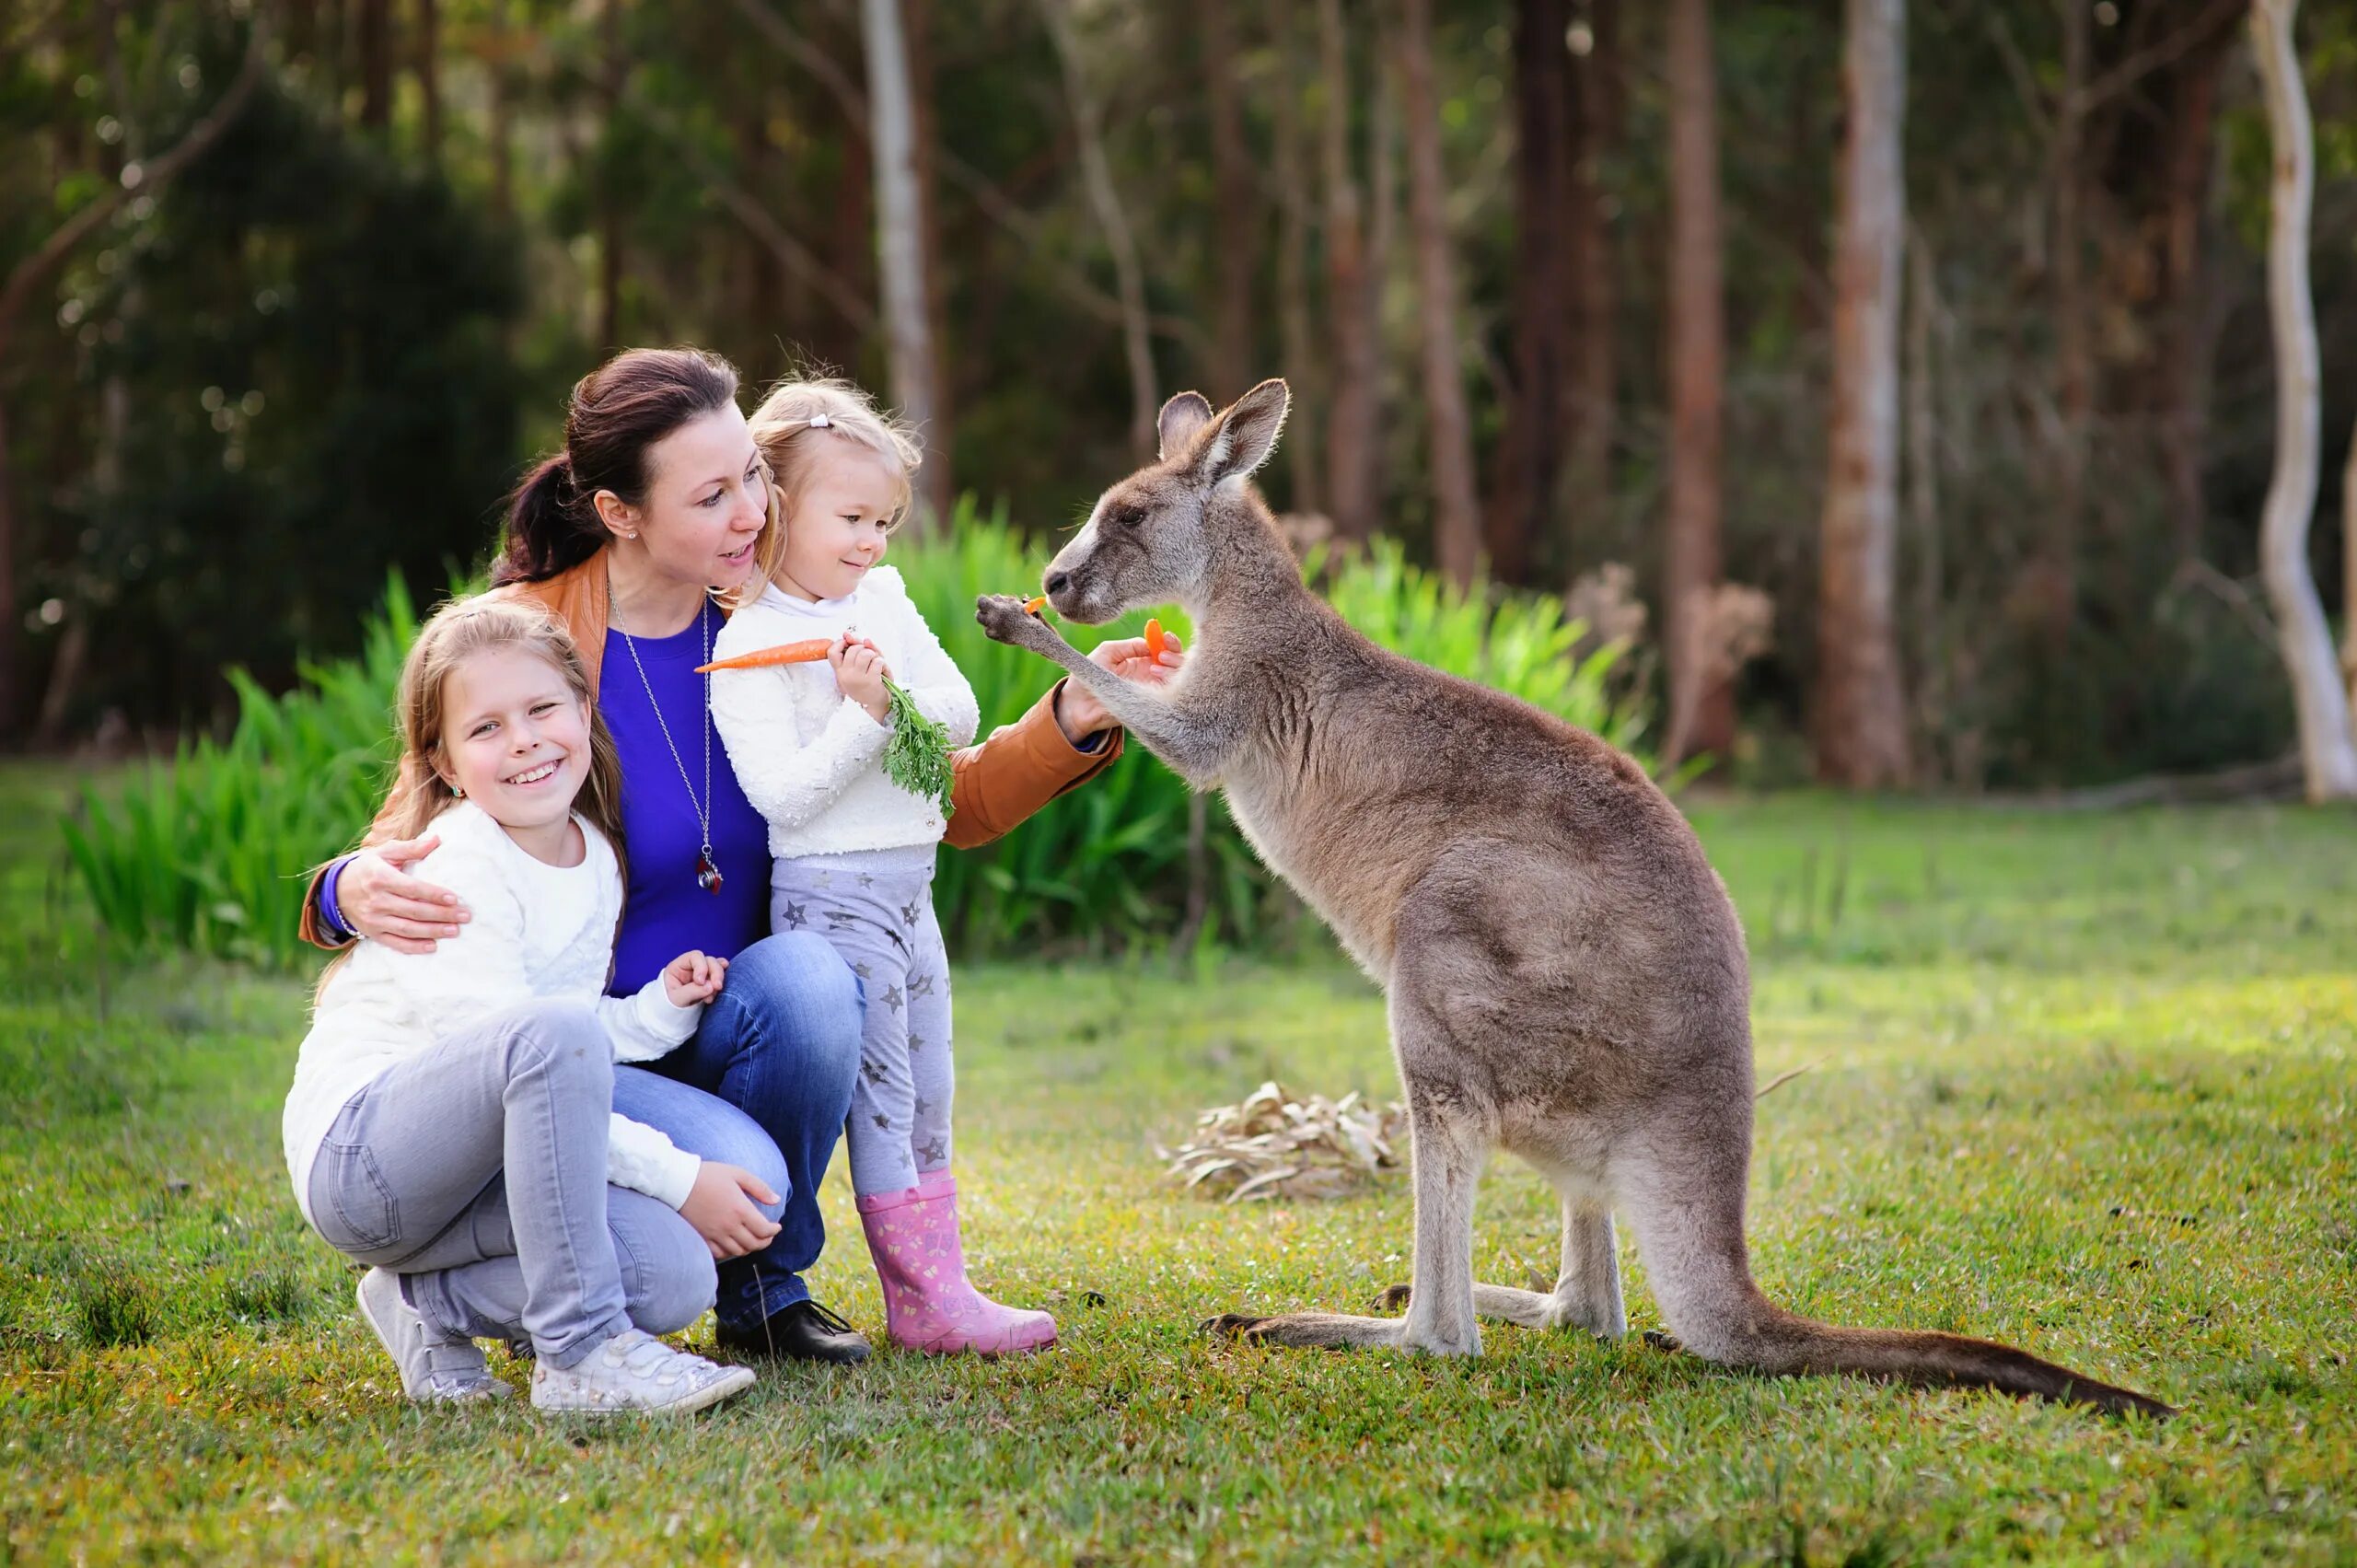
[302,346,1175,1364]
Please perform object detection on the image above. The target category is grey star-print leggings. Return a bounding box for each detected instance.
[769,843,954,1196]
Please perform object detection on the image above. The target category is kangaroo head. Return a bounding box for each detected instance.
[1041,378,1291,623]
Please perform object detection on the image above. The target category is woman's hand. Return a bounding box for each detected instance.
[679,1161,782,1260]
[661,950,729,1007]
[1054,630,1185,743]
[338,836,472,954]
[830,633,893,724]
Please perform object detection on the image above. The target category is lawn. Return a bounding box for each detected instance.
[4,763,2353,1564]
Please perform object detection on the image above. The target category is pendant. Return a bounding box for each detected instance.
[696,852,724,895]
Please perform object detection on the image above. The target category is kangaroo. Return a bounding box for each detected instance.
[974,378,2171,1418]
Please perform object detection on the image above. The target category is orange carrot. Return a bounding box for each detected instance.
[694,638,832,674]
[1023,595,1048,616]
[1144,618,1171,660]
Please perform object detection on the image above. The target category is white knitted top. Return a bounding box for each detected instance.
[708,568,980,859]
[282,802,704,1223]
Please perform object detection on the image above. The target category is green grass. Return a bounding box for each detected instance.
[5,763,2354,1564]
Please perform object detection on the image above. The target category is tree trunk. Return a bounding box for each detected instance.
[1663,0,1730,766]
[2155,18,2233,563]
[2344,412,2357,714]
[415,0,441,163]
[1397,0,1480,587]
[1271,3,1323,517]
[1566,0,1620,501]
[2032,0,2090,645]
[1040,0,1157,463]
[863,0,943,530]
[1906,226,1943,781]
[906,0,953,520]
[2249,0,2357,799]
[598,0,624,348]
[487,0,514,223]
[1318,0,1379,542]
[1813,0,1911,788]
[358,0,392,129]
[1488,0,1573,584]
[1202,0,1258,402]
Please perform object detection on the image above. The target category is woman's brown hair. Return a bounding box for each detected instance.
[496,346,785,602]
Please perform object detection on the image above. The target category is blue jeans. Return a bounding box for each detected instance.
[613,931,864,1332]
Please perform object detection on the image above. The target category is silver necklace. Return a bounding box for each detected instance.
[613,583,722,894]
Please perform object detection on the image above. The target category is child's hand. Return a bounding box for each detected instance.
[830,633,893,724]
[662,950,728,1007]
[679,1161,781,1260]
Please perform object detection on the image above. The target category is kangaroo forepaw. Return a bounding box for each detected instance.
[1375,1283,1412,1313]
[1200,1312,1271,1340]
[975,594,1064,657]
[1642,1329,1684,1354]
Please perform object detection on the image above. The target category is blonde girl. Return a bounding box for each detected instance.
[284,597,771,1413]
[708,379,1072,1353]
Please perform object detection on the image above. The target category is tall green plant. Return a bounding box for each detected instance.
[63,576,421,967]
[67,506,1653,967]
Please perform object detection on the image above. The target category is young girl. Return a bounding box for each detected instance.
[284,597,771,1413]
[708,378,1052,1354]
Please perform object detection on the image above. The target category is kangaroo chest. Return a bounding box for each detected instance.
[1221,760,1412,980]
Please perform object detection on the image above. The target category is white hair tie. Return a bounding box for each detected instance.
[805,412,831,429]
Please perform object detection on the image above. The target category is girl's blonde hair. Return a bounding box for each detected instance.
[748,376,924,536]
[377,596,626,855]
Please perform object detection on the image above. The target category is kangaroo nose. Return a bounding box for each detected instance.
[1045,570,1071,596]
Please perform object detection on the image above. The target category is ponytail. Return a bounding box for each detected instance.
[494,454,606,587]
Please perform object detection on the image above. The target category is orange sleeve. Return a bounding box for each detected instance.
[943,679,1126,850]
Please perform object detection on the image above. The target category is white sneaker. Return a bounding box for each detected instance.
[354,1268,513,1404]
[530,1329,757,1416]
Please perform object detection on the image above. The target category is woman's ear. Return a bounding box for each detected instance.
[592,488,639,541]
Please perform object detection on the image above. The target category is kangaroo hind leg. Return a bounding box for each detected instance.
[1379,1190,1623,1338]
[1214,1060,1489,1355]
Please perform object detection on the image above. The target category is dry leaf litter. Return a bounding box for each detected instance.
[1158,1081,1409,1202]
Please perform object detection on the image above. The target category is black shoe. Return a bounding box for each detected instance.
[715,1298,871,1364]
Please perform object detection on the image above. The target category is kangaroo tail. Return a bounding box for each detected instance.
[1717,1306,2175,1418]
[1630,1190,2174,1418]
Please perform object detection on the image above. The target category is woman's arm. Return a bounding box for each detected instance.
[941,633,1182,849]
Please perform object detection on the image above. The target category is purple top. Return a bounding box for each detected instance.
[594,611,774,994]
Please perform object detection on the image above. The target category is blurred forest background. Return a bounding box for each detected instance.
[6,0,2357,790]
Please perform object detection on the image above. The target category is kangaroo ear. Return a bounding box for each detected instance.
[1200,377,1290,485]
[1157,391,1215,460]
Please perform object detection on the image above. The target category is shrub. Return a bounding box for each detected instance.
[65,504,1654,965]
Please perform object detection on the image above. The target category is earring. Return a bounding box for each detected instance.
[451,784,465,798]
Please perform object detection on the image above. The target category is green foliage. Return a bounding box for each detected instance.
[40,36,523,731]
[62,576,421,966]
[64,504,1650,967]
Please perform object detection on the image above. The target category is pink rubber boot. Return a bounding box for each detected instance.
[856,1173,1058,1355]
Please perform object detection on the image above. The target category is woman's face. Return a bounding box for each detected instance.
[598,406,768,595]
[773,447,900,603]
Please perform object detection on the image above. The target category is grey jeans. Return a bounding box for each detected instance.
[305,1000,715,1369]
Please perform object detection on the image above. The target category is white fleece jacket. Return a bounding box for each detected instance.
[282,802,704,1224]
[708,567,981,858]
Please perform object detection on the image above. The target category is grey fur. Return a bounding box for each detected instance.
[976,379,2172,1419]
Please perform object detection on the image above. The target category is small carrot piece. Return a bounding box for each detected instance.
[1023,595,1048,617]
[1144,618,1171,660]
[694,637,833,674]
